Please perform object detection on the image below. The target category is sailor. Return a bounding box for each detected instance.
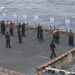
[22,22,26,37]
[55,29,60,44]
[69,32,74,47]
[18,32,22,44]
[17,23,21,37]
[53,29,56,42]
[39,26,43,42]
[9,22,13,36]
[2,21,6,35]
[50,41,56,58]
[5,32,11,48]
[37,25,40,39]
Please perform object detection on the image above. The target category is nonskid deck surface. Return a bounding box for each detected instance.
[0,29,74,75]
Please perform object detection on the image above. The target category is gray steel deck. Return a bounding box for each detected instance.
[0,29,74,75]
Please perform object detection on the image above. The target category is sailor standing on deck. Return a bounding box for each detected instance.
[55,29,60,44]
[22,22,26,37]
[5,32,11,48]
[9,22,13,36]
[50,41,56,58]
[68,30,72,45]
[39,26,43,42]
[53,29,56,42]
[2,21,5,35]
[69,32,74,47]
[17,23,21,37]
[18,32,22,44]
[37,25,40,39]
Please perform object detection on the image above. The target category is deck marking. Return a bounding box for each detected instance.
[8,50,22,54]
[12,51,22,53]
[36,55,49,59]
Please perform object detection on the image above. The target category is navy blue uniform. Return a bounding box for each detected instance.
[50,41,56,58]
[5,32,11,48]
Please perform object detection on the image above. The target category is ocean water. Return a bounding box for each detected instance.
[0,0,75,30]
